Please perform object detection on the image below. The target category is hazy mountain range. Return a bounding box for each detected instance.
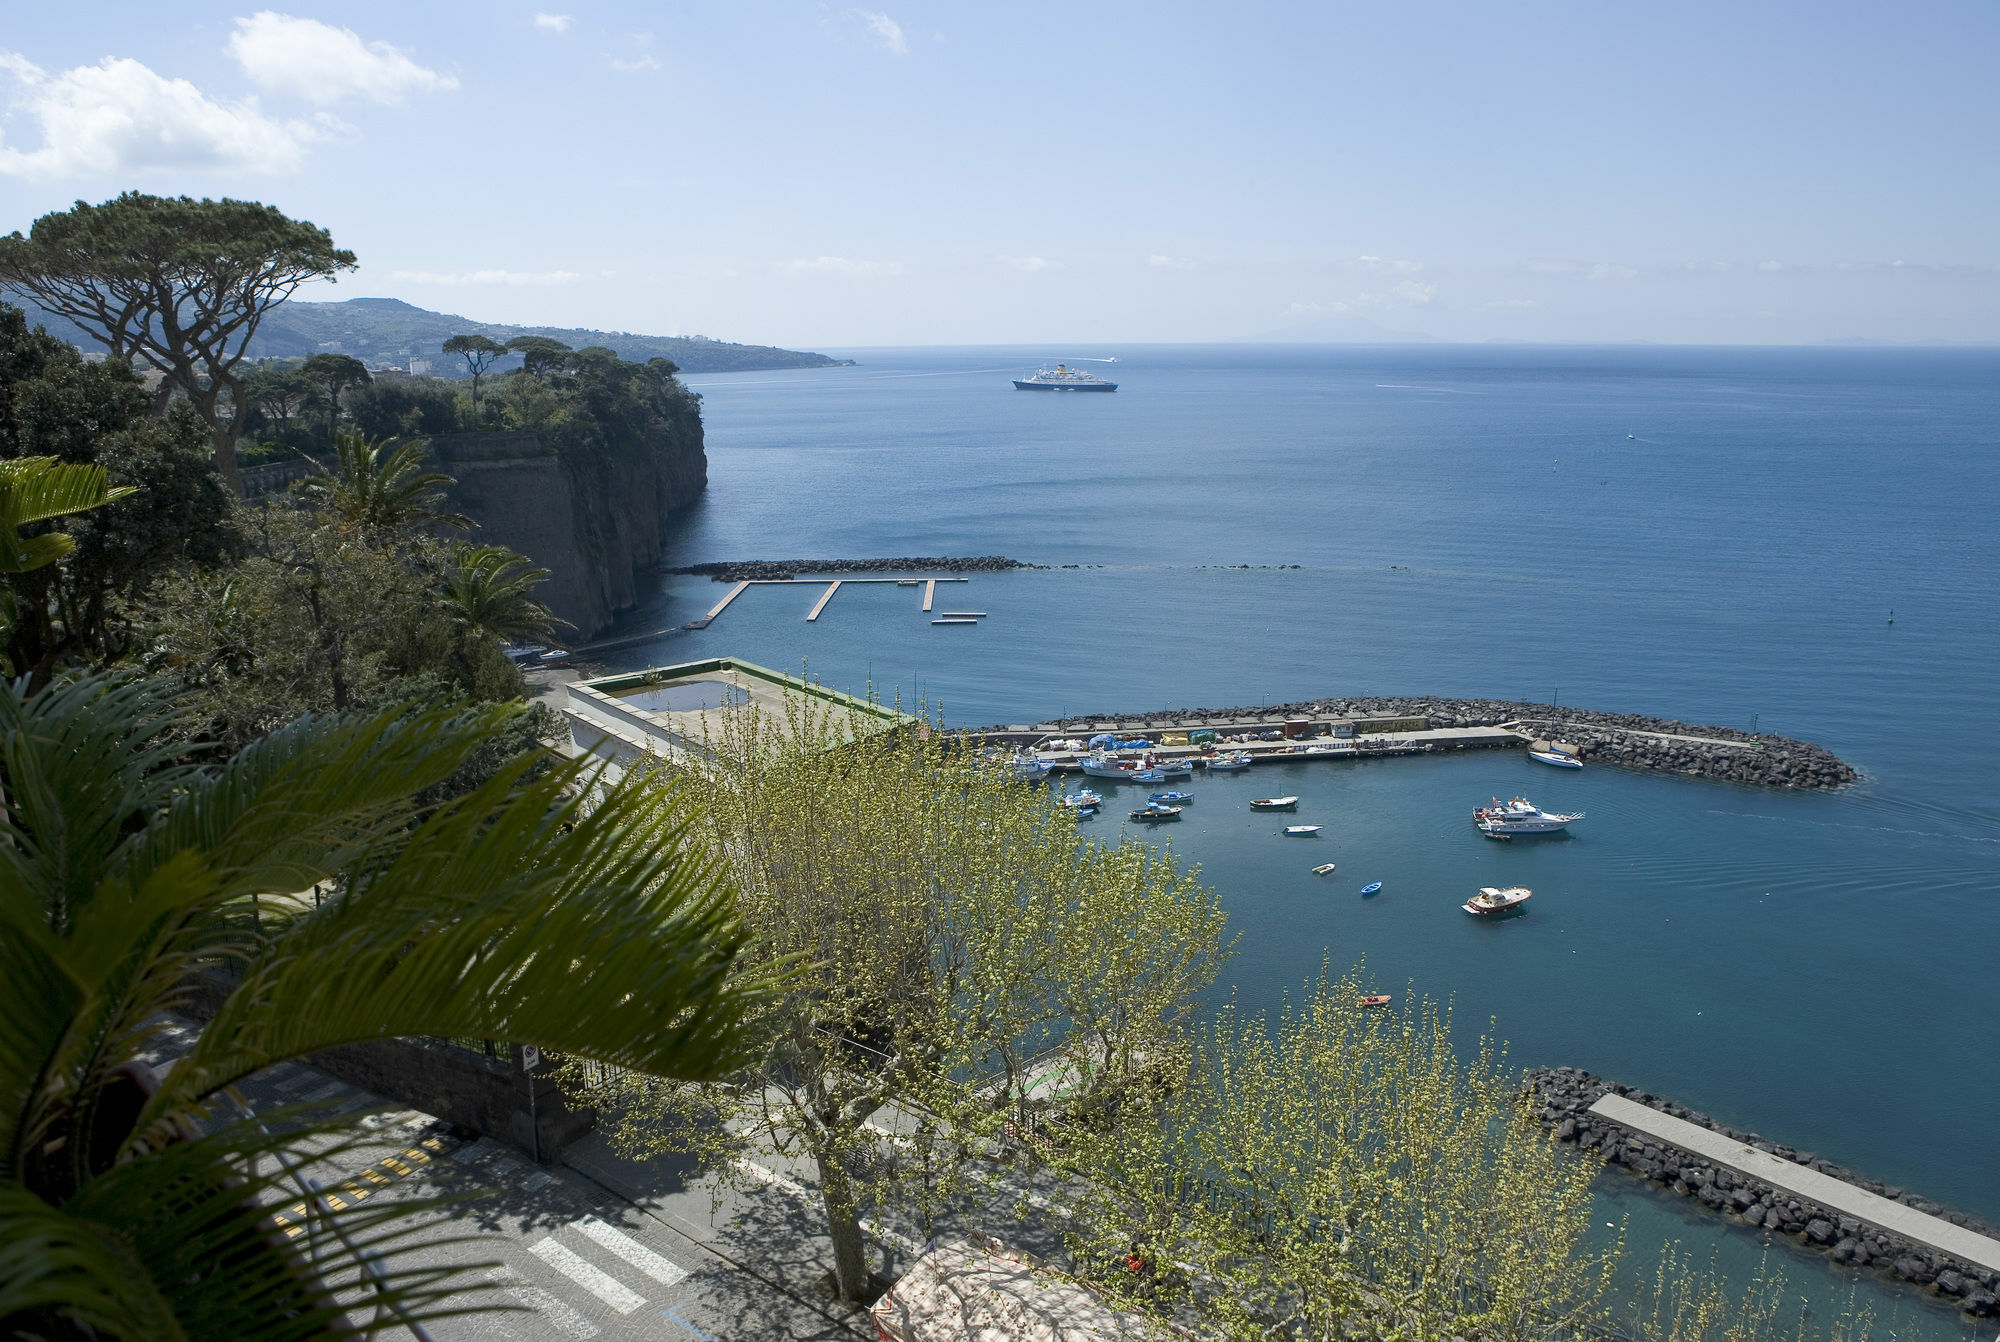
[16,296,846,375]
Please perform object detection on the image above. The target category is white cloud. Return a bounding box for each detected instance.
[534,13,573,33]
[390,269,589,286]
[1002,255,1058,272]
[227,12,456,106]
[0,50,324,178]
[1355,255,1424,274]
[1758,260,1784,272]
[1288,300,1350,315]
[1528,261,1579,275]
[1483,298,1539,309]
[849,10,908,54]
[1147,254,1193,270]
[1393,280,1438,303]
[1588,263,1639,281]
[610,33,660,72]
[785,256,904,276]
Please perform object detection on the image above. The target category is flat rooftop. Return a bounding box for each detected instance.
[565,657,913,769]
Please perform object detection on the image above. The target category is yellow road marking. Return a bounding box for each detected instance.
[381,1157,412,1175]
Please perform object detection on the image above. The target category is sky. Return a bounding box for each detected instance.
[2,2,1997,347]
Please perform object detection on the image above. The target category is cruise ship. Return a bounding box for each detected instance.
[1013,364,1118,392]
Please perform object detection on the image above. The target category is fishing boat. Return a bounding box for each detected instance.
[1207,752,1253,771]
[1358,994,1392,1007]
[1013,757,1054,782]
[1155,758,1194,776]
[1079,754,1140,780]
[1474,796,1583,836]
[1463,886,1532,916]
[1148,791,1194,805]
[1360,881,1383,895]
[1249,796,1298,810]
[1529,748,1584,769]
[1130,805,1183,823]
[1284,824,1322,836]
[1058,790,1103,811]
[1130,769,1168,784]
[1311,862,1337,875]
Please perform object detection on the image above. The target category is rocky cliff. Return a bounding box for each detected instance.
[431,402,705,641]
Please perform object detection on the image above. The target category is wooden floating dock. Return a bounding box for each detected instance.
[689,580,750,630]
[1591,1094,2000,1275]
[932,618,979,625]
[937,612,986,618]
[806,580,842,622]
[922,580,936,612]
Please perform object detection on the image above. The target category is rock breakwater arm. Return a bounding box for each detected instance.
[1014,694,1855,790]
[672,556,1033,581]
[1522,1067,1999,1317]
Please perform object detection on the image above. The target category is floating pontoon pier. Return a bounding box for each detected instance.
[686,575,971,629]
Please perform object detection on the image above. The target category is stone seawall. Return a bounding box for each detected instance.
[1523,1067,1998,1316]
[1018,695,1854,790]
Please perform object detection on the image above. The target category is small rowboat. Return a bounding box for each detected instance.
[1311,863,1337,875]
[1148,791,1194,805]
[1360,881,1383,895]
[1358,994,1392,1007]
[1130,769,1168,783]
[1130,806,1183,823]
[1284,825,1322,836]
[1250,796,1298,810]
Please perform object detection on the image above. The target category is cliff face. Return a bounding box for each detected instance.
[431,397,704,640]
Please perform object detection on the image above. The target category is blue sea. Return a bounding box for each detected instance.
[619,345,1999,1334]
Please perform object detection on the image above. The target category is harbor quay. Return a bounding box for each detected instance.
[960,694,1856,789]
[1525,1069,2000,1318]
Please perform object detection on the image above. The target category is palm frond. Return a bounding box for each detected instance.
[0,1185,187,1342]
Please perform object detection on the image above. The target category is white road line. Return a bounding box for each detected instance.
[576,1216,689,1286]
[733,1158,811,1201]
[529,1239,648,1315]
[485,1268,600,1339]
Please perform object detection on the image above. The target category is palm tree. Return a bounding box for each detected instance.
[441,543,561,648]
[295,432,470,534]
[0,674,769,1338]
[0,457,136,676]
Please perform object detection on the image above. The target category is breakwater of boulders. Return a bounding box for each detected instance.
[672,556,1033,581]
[1523,1067,1999,1317]
[1015,695,1854,790]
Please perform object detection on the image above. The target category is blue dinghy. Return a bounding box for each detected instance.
[1360,881,1383,895]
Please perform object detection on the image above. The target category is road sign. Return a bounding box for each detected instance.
[521,1045,541,1071]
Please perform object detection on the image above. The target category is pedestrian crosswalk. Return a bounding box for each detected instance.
[508,1214,697,1333]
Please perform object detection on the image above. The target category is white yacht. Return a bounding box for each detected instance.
[1473,796,1583,836]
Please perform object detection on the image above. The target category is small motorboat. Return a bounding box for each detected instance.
[1250,796,1299,810]
[1464,886,1532,916]
[1148,791,1194,805]
[1311,862,1337,875]
[1284,825,1322,836]
[1130,769,1168,784]
[1130,805,1183,823]
[1529,748,1584,769]
[1207,752,1253,771]
[1358,994,1392,1007]
[1156,758,1194,776]
[1013,757,1055,782]
[1359,881,1383,895]
[1058,790,1103,810]
[1475,796,1583,836]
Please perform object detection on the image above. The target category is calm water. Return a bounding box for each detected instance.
[613,345,2000,1333]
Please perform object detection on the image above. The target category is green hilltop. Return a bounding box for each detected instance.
[22,295,848,375]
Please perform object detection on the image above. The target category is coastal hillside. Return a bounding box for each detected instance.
[18,295,846,375]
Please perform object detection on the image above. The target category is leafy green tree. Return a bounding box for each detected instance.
[299,353,371,444]
[240,365,312,437]
[0,194,356,489]
[441,543,559,647]
[346,376,461,440]
[1055,967,1611,1342]
[442,333,506,407]
[0,672,769,1339]
[504,335,572,378]
[0,305,240,682]
[580,691,1229,1302]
